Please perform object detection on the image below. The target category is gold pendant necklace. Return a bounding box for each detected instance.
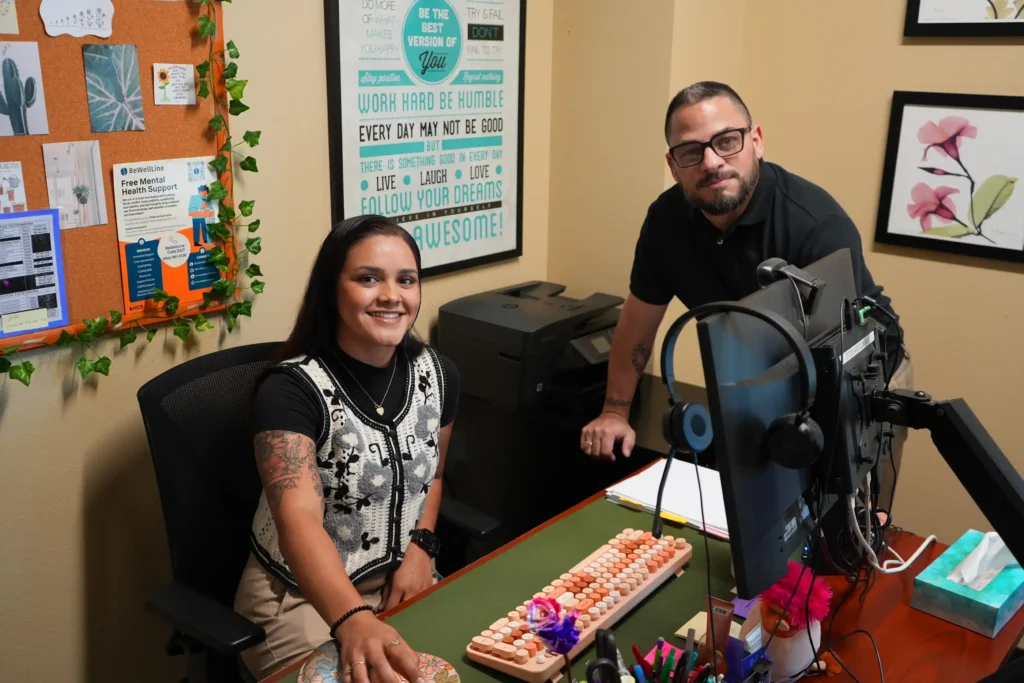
[336,349,398,417]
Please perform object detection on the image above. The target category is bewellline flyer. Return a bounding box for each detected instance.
[337,0,521,271]
[113,157,222,315]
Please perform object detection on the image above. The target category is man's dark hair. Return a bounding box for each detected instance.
[664,81,752,143]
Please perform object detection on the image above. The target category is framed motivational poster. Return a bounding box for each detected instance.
[325,0,526,277]
[905,0,1024,37]
[875,90,1024,264]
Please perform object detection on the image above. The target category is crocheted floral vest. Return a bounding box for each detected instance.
[250,347,446,589]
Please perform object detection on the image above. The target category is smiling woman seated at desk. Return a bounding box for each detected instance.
[234,214,461,682]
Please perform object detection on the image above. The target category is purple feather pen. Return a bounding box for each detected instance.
[527,597,582,682]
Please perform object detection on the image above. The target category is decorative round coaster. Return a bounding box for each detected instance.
[297,641,461,683]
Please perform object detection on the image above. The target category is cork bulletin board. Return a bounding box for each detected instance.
[1,0,228,350]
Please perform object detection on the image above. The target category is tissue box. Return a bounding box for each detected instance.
[911,529,1024,638]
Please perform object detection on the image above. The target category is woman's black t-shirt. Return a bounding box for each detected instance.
[251,343,461,442]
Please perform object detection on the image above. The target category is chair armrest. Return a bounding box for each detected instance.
[146,581,266,656]
[438,494,500,539]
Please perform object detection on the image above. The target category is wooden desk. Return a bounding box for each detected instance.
[262,493,1024,683]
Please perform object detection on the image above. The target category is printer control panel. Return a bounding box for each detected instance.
[571,327,615,365]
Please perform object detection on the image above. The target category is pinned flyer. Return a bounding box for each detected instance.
[112,157,222,316]
[153,63,196,106]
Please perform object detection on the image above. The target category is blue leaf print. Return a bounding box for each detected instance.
[82,44,145,132]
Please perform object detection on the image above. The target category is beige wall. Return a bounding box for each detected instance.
[0,1,553,680]
[547,0,1024,543]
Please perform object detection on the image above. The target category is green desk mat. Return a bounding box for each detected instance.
[277,499,734,683]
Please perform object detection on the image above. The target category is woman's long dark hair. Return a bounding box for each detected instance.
[273,214,425,364]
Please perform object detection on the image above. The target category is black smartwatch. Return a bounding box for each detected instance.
[409,529,440,558]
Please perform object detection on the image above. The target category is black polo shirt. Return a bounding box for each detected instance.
[630,160,901,369]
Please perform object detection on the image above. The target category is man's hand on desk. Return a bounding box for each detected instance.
[382,543,434,611]
[581,410,635,462]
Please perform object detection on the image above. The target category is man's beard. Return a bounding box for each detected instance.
[683,163,759,216]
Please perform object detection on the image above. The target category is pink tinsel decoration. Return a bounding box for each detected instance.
[760,561,832,630]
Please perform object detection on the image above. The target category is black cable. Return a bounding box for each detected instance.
[652,449,676,540]
[690,450,718,679]
[832,629,885,681]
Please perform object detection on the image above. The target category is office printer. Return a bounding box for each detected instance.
[437,281,624,413]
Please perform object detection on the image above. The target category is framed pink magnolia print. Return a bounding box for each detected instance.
[875,91,1024,264]
[905,0,1024,36]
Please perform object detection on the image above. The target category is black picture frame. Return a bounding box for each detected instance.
[904,0,1024,37]
[875,90,1024,264]
[323,0,528,279]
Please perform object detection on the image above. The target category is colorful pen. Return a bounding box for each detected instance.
[653,638,665,678]
[634,664,647,683]
[661,650,675,683]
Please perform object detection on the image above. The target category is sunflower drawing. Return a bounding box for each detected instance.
[157,67,170,101]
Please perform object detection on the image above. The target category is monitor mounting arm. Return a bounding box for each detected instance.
[871,388,1024,683]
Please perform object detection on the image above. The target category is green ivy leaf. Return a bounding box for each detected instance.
[238,300,253,317]
[95,357,112,376]
[245,236,262,255]
[239,156,259,173]
[245,263,263,277]
[208,222,231,240]
[173,320,192,341]
[208,247,232,271]
[248,219,261,233]
[55,330,77,347]
[208,115,226,132]
[209,155,229,175]
[0,358,10,373]
[197,14,216,39]
[207,182,228,202]
[76,356,96,379]
[971,175,1017,228]
[227,313,238,332]
[119,329,137,348]
[220,137,233,152]
[197,79,210,100]
[223,61,238,79]
[146,329,157,342]
[153,288,170,303]
[212,278,237,297]
[195,314,215,332]
[227,40,240,59]
[251,279,265,294]
[229,99,250,116]
[9,360,34,386]
[109,310,123,326]
[165,296,180,316]
[85,316,109,337]
[196,61,211,78]
[239,200,255,217]
[226,78,248,100]
[243,130,261,147]
[201,291,216,308]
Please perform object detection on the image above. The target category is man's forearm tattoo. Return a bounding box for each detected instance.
[631,343,651,375]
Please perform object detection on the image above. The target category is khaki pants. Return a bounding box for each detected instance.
[233,554,389,681]
[877,348,913,514]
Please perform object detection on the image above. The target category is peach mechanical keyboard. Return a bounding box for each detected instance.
[466,528,694,683]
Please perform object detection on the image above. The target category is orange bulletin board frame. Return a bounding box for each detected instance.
[1,1,232,352]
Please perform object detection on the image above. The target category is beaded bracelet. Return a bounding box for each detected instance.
[331,604,373,640]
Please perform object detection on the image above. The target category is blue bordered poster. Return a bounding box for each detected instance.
[0,208,69,340]
[327,0,525,276]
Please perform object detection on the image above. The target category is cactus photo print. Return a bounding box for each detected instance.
[0,41,50,137]
[875,91,1024,264]
[83,44,145,133]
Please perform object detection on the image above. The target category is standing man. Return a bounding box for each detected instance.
[580,81,910,508]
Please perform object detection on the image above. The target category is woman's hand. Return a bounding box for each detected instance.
[337,611,422,683]
[382,544,434,611]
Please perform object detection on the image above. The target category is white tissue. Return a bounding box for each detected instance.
[948,532,1018,590]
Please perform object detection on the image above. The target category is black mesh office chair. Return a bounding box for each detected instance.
[139,341,498,683]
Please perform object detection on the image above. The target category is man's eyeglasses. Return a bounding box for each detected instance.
[668,127,750,168]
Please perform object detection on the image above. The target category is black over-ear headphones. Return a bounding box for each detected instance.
[659,301,823,467]
[651,301,823,538]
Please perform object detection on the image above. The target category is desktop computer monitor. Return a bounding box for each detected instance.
[695,249,890,599]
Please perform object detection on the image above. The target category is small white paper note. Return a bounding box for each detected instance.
[40,0,114,39]
[0,0,19,35]
[0,161,27,213]
[1,308,48,335]
[153,64,196,106]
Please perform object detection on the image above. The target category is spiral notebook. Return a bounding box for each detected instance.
[605,459,730,540]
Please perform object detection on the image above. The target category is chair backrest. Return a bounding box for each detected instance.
[138,341,280,608]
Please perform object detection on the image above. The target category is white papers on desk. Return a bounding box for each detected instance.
[605,458,729,539]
